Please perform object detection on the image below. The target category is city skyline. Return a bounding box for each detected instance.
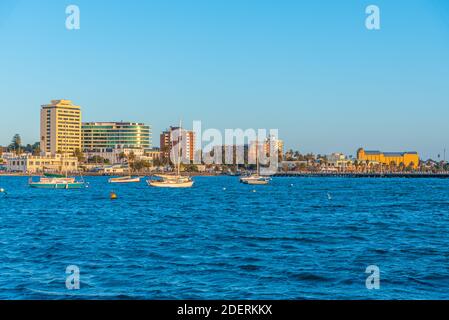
[1,0,449,160]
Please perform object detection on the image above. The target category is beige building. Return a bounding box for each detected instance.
[40,100,82,154]
[5,153,78,173]
[249,136,284,164]
[327,153,353,168]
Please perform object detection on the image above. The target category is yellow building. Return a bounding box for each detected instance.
[357,148,419,169]
[40,100,82,154]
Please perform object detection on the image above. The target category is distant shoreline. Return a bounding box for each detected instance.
[1,172,449,178]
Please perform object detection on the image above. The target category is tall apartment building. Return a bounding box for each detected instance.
[160,127,195,162]
[248,136,284,163]
[160,130,171,158]
[40,100,82,154]
[264,136,284,160]
[82,122,152,151]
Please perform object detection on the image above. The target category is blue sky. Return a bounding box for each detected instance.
[0,0,448,159]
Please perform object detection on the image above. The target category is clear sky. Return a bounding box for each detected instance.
[0,0,448,159]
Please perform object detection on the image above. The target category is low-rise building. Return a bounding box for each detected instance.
[84,147,162,165]
[281,160,308,171]
[327,153,353,168]
[5,153,78,173]
[95,164,129,175]
[144,148,163,162]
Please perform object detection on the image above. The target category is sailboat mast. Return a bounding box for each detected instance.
[256,137,259,175]
[177,120,182,176]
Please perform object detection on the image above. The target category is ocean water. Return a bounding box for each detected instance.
[0,176,448,300]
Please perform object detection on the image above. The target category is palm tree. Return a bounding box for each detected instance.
[118,152,126,163]
[389,161,396,173]
[353,160,359,172]
[127,151,136,172]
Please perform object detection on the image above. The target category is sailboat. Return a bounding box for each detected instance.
[29,155,85,189]
[240,139,270,185]
[147,121,194,188]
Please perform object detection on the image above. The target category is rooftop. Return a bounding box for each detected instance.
[364,150,418,157]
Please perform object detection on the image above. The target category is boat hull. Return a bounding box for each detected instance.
[242,180,269,185]
[147,180,194,188]
[29,182,85,189]
[108,177,141,183]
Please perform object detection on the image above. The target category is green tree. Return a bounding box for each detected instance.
[9,134,22,155]
[73,148,85,163]
[118,152,126,163]
[183,164,199,172]
[130,160,150,173]
[31,142,41,155]
[88,156,109,164]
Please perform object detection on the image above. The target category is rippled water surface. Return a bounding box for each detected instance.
[1,176,449,299]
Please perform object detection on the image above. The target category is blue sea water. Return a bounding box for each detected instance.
[0,176,449,300]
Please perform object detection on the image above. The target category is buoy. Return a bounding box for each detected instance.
[0,188,5,193]
[110,192,118,200]
[223,187,226,191]
[252,189,257,193]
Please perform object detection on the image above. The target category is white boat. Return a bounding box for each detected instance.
[108,176,141,183]
[29,174,85,189]
[240,138,270,185]
[147,120,194,188]
[29,154,86,190]
[147,176,194,188]
[240,175,270,185]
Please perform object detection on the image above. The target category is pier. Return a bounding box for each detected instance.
[274,172,449,178]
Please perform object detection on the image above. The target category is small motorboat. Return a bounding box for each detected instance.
[29,174,85,189]
[108,176,141,183]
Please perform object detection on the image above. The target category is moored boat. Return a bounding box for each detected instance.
[147,175,194,188]
[239,138,271,185]
[240,175,270,185]
[29,175,85,189]
[108,176,141,183]
[147,120,194,188]
[29,160,85,190]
